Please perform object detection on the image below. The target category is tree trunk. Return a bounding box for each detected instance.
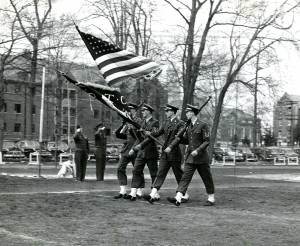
[208,79,232,159]
[25,42,38,140]
[253,54,260,147]
[0,71,4,152]
[56,71,63,142]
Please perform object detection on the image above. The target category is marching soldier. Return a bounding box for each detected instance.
[126,103,160,201]
[73,125,89,182]
[167,104,215,206]
[137,104,189,203]
[113,103,142,199]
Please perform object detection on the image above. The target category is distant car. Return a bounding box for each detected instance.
[219,147,244,162]
[2,140,18,154]
[3,150,25,159]
[16,140,52,160]
[293,148,300,158]
[278,148,298,159]
[106,144,120,162]
[250,147,282,161]
[47,141,70,158]
[212,147,233,161]
[236,148,258,162]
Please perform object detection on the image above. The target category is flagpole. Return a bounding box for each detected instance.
[38,67,46,177]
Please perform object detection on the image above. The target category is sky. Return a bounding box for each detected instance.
[51,0,300,99]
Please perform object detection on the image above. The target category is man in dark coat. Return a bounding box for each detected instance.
[167,104,215,206]
[113,103,142,199]
[126,103,160,201]
[138,104,189,203]
[73,125,89,182]
[94,123,107,181]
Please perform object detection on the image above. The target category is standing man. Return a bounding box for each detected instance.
[73,125,89,182]
[126,103,160,201]
[167,104,215,206]
[94,123,107,181]
[138,104,189,203]
[113,103,142,199]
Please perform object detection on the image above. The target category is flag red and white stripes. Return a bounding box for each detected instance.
[76,26,161,86]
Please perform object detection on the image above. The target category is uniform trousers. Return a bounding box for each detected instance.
[117,155,136,185]
[152,155,183,190]
[131,157,158,188]
[177,162,215,195]
[75,149,88,181]
[95,148,106,181]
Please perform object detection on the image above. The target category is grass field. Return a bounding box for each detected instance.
[0,162,300,246]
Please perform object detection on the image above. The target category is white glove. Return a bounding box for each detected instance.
[191,150,198,157]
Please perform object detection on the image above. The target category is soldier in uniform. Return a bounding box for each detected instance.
[73,125,89,182]
[94,123,107,181]
[137,104,189,203]
[113,103,142,199]
[126,103,160,201]
[167,104,215,206]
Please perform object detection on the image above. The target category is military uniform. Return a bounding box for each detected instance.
[73,130,89,181]
[95,127,107,181]
[115,115,142,186]
[131,116,159,188]
[175,119,214,195]
[140,116,185,190]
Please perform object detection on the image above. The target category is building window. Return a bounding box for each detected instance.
[14,104,21,113]
[15,84,22,93]
[32,105,36,115]
[3,103,7,112]
[4,83,8,92]
[3,123,6,132]
[62,89,68,99]
[70,108,76,117]
[94,110,99,118]
[69,90,76,99]
[106,110,111,120]
[62,126,67,135]
[63,107,67,115]
[32,124,35,134]
[14,123,21,132]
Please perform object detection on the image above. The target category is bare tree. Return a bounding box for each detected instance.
[83,0,162,108]
[164,0,223,119]
[0,6,27,152]
[9,0,52,139]
[208,0,300,157]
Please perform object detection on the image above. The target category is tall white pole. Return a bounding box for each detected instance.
[67,83,71,146]
[38,67,46,177]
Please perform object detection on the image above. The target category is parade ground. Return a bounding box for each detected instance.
[1,161,300,246]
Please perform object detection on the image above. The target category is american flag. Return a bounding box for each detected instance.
[76,26,162,86]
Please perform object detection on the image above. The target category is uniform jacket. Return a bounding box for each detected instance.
[136,117,159,159]
[140,117,184,161]
[170,119,210,164]
[73,132,89,152]
[95,129,107,151]
[115,116,142,157]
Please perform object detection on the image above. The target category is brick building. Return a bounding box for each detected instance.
[273,93,300,147]
[215,108,261,147]
[1,64,168,144]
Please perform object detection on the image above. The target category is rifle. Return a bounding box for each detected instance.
[176,96,212,140]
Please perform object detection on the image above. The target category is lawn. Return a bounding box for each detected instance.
[0,164,300,246]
